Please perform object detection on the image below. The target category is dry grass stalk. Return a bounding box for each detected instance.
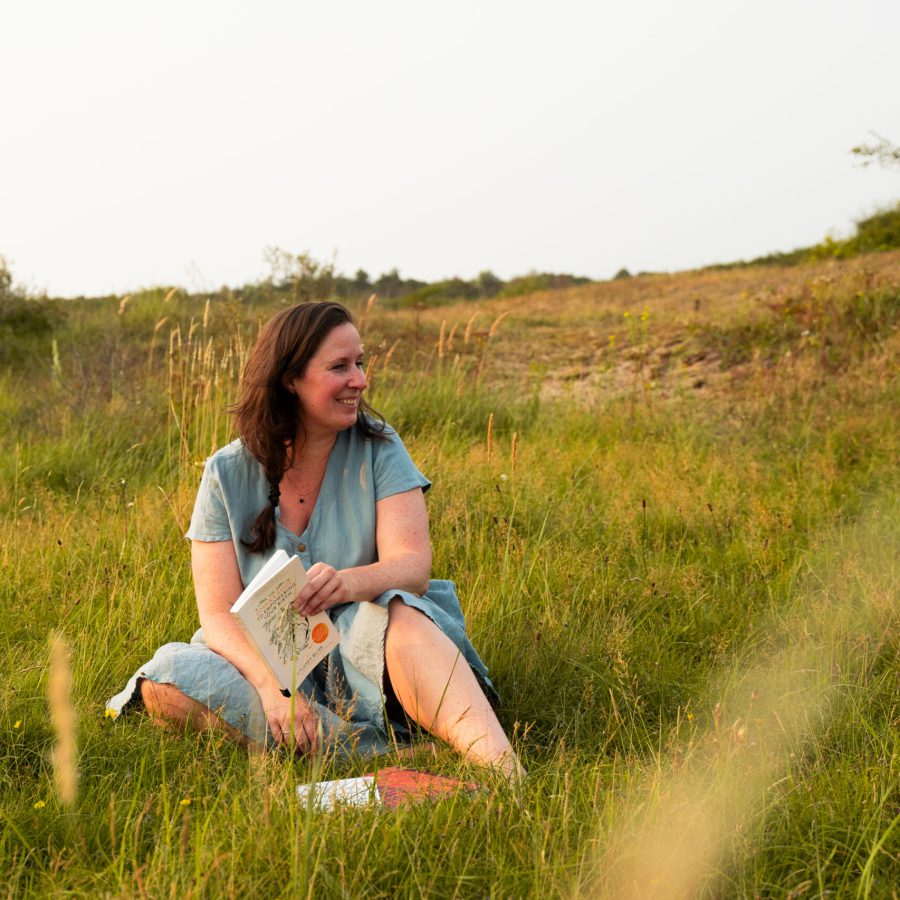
[167,328,177,385]
[203,298,210,330]
[366,293,378,315]
[488,311,510,340]
[486,413,494,461]
[163,287,177,303]
[146,317,170,374]
[463,312,479,346]
[438,320,446,360]
[383,339,400,372]
[117,295,131,315]
[446,322,458,353]
[364,354,379,384]
[591,503,897,899]
[49,635,77,806]
[511,431,518,473]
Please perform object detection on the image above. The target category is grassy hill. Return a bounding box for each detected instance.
[1,251,898,896]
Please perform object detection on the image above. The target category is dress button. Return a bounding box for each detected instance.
[297,543,306,552]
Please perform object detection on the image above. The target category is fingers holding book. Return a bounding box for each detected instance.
[293,562,352,616]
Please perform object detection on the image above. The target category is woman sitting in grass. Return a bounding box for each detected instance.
[107,301,521,780]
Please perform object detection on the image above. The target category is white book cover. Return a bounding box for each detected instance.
[230,549,339,693]
[296,768,477,811]
[297,776,379,810]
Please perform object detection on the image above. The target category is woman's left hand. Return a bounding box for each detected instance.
[293,562,352,616]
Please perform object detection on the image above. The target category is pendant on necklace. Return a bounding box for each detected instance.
[299,498,305,504]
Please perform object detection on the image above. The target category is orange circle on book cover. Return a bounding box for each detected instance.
[311,623,329,644]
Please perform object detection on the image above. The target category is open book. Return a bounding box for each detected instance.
[230,549,339,695]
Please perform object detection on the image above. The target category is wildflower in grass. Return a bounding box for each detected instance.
[608,334,616,347]
[180,798,192,807]
[14,720,21,729]
[687,712,695,723]
[104,707,118,720]
[33,800,46,810]
[640,308,650,322]
[623,310,631,318]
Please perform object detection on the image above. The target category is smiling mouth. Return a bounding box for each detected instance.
[336,397,359,406]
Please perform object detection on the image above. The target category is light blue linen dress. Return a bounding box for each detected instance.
[106,422,496,756]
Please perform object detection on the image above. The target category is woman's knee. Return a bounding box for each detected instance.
[139,679,194,723]
[386,599,435,647]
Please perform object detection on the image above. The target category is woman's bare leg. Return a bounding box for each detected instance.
[384,600,523,780]
[139,679,262,750]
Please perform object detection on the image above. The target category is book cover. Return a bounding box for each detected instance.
[230,549,339,694]
[297,768,478,810]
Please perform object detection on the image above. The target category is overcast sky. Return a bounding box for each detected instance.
[2,0,898,298]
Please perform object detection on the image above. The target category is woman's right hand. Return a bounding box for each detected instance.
[258,685,320,754]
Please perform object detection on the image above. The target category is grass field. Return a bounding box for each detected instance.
[1,252,898,897]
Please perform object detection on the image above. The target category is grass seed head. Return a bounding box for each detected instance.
[365,354,379,384]
[463,312,479,346]
[383,339,400,372]
[49,635,77,807]
[488,311,510,340]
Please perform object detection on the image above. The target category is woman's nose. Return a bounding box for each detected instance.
[350,366,367,390]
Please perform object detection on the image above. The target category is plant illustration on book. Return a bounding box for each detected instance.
[258,576,311,665]
[271,605,311,664]
[231,550,339,692]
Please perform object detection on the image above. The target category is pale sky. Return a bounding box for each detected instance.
[2,0,898,298]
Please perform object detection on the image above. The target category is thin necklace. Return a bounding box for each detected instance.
[284,465,326,504]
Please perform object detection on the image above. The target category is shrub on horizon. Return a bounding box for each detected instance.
[0,257,60,355]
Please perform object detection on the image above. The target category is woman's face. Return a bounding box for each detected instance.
[286,321,367,439]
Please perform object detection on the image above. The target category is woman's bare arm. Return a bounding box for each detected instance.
[192,539,319,751]
[192,540,275,691]
[294,487,432,615]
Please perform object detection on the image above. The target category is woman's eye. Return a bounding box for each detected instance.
[356,360,365,369]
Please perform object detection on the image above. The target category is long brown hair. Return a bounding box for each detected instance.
[231,301,385,553]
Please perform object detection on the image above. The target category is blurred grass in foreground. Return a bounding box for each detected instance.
[1,255,898,897]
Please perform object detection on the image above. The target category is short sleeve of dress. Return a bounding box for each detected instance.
[372,428,431,502]
[185,457,233,542]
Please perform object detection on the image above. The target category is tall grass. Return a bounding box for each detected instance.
[1,260,898,896]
